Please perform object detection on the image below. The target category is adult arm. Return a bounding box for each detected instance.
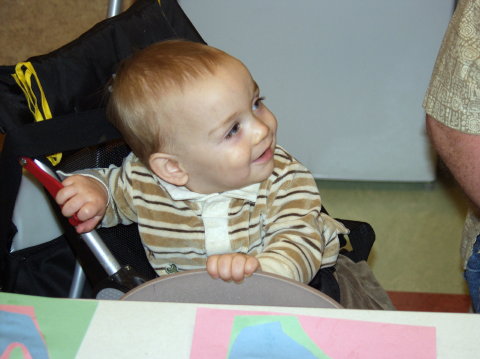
[426,114,480,209]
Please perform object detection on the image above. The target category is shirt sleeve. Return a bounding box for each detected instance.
[98,155,139,227]
[256,159,348,283]
[62,153,139,227]
[423,0,480,134]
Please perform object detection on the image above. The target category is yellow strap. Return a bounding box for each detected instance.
[12,62,62,165]
[12,62,53,121]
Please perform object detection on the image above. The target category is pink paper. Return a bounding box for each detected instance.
[190,308,436,359]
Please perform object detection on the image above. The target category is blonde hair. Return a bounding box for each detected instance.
[107,40,233,166]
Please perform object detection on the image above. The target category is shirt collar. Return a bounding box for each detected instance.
[157,178,260,203]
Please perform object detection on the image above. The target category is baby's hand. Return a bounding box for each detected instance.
[206,253,260,283]
[55,175,108,233]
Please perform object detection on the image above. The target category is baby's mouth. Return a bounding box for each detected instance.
[253,146,273,164]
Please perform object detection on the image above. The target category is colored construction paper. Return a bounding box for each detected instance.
[228,316,331,359]
[0,306,49,359]
[190,308,437,359]
[0,293,98,359]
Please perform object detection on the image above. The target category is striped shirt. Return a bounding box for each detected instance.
[89,146,347,283]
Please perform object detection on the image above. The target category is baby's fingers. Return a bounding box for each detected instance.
[206,255,220,279]
[58,191,85,218]
[74,216,102,234]
[76,201,104,221]
[244,256,260,276]
[230,255,248,282]
[55,185,76,207]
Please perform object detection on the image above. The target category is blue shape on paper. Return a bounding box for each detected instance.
[228,321,319,359]
[0,310,49,359]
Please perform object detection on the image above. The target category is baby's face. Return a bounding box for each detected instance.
[171,59,277,194]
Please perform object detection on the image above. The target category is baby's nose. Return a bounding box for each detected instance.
[252,118,269,144]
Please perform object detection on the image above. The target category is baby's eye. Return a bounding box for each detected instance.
[252,96,266,111]
[226,122,241,139]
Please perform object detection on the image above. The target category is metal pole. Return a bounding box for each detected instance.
[107,0,123,18]
[80,230,122,276]
[68,262,87,298]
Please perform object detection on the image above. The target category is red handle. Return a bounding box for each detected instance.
[20,157,82,226]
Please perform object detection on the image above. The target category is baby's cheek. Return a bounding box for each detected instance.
[224,148,252,174]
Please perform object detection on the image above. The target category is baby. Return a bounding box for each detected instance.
[56,40,347,286]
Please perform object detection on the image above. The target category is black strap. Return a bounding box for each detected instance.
[3,109,120,158]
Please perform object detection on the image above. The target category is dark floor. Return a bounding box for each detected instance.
[387,291,471,313]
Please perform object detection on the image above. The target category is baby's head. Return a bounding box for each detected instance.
[107,40,231,164]
[108,40,277,193]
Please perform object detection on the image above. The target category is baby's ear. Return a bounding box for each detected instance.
[149,153,188,186]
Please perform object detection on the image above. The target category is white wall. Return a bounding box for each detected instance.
[179,0,454,182]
